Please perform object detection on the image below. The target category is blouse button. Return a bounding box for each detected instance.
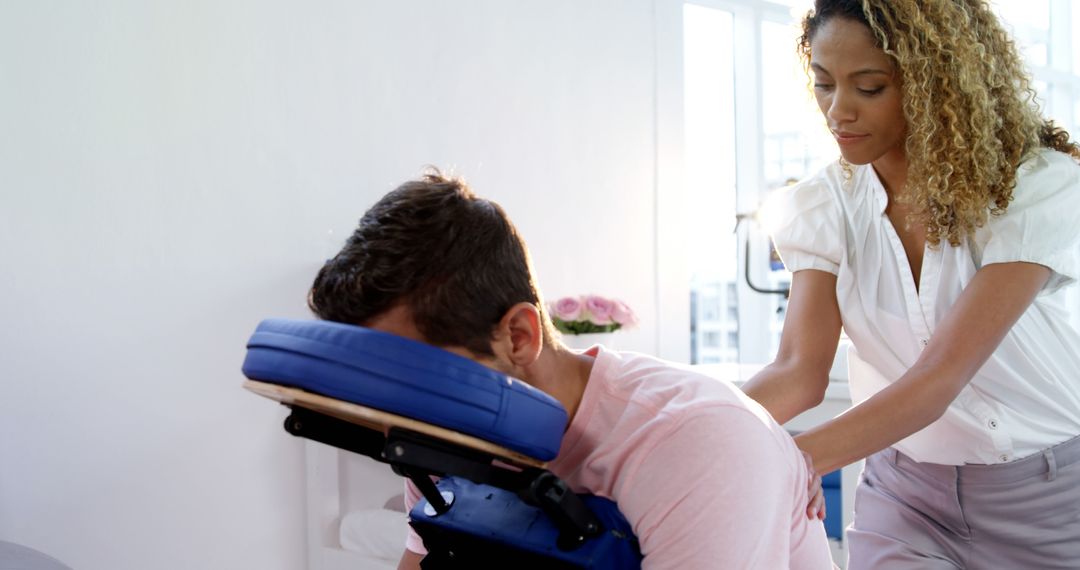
[987,419,999,429]
[920,338,928,347]
[1000,454,1009,462]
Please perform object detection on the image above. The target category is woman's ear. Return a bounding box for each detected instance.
[494,302,544,368]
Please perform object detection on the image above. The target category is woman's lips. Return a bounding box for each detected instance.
[833,131,869,145]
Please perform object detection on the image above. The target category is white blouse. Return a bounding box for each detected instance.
[769,149,1080,465]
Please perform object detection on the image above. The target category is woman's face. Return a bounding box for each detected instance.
[809,17,907,169]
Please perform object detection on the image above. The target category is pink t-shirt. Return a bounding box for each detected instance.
[405,346,834,569]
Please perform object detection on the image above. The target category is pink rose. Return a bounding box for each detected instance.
[583,295,614,325]
[551,296,582,321]
[610,299,638,327]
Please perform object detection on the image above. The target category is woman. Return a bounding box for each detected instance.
[742,0,1080,568]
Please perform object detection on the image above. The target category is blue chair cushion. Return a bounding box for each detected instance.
[821,469,842,539]
[410,477,642,569]
[241,318,569,461]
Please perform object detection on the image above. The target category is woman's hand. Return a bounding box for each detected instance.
[803,450,826,520]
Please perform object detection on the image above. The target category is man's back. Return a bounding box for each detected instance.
[548,346,834,569]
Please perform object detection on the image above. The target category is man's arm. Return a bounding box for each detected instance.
[742,269,842,424]
[796,261,1051,473]
[396,478,426,569]
[396,549,422,570]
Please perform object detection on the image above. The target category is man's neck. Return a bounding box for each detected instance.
[522,346,594,425]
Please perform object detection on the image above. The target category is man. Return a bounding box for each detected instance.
[308,171,833,569]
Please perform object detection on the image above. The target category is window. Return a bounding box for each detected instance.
[683,4,738,363]
[682,0,819,365]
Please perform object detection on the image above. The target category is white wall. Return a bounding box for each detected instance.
[0,1,672,568]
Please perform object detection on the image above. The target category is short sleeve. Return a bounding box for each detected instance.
[981,150,1080,295]
[764,177,844,275]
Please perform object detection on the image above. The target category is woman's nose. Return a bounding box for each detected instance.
[826,90,856,124]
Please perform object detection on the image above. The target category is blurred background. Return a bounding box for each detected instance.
[2,1,1077,568]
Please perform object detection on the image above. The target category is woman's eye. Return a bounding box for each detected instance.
[813,83,834,91]
[858,87,885,96]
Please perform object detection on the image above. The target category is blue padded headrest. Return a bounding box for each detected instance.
[241,318,569,461]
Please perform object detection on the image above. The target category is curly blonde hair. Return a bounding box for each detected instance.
[799,0,1080,246]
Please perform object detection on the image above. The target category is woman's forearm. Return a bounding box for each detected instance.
[796,263,1052,473]
[742,362,829,425]
[742,269,840,425]
[794,366,950,473]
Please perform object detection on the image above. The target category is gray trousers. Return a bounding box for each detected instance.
[847,435,1080,569]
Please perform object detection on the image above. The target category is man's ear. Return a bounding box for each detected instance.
[494,302,543,367]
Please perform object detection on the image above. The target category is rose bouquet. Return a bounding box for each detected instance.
[547,295,639,335]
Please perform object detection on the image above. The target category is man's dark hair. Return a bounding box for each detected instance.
[308,170,550,356]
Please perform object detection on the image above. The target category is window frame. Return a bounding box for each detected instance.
[655,0,805,363]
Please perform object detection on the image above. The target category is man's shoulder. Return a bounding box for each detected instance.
[596,349,750,411]
[595,349,791,443]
